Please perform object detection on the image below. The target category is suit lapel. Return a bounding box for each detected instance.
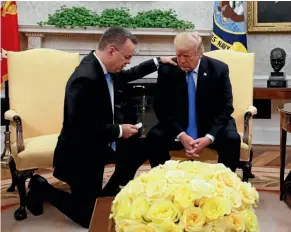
[175,69,188,119]
[177,69,188,96]
[91,52,114,117]
[196,56,208,102]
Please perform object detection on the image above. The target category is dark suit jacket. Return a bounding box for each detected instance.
[154,55,234,140]
[53,51,158,183]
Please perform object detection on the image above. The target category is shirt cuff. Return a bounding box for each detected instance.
[205,134,215,142]
[153,57,159,67]
[175,132,185,142]
[119,125,123,138]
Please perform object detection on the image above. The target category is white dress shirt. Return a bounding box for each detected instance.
[94,52,159,138]
[94,52,124,138]
[176,59,215,143]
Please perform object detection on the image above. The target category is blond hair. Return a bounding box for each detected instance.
[174,32,204,56]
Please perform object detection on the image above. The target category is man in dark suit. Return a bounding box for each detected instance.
[147,32,240,172]
[25,27,176,228]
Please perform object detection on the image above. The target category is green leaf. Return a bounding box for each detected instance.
[37,6,195,29]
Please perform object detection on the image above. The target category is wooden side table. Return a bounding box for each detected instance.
[89,197,115,232]
[279,103,291,200]
[254,87,291,100]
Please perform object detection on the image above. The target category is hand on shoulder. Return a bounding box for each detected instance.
[160,56,177,66]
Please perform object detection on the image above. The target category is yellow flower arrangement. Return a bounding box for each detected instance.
[110,160,260,232]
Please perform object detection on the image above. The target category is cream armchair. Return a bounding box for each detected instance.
[5,48,79,220]
[170,50,257,182]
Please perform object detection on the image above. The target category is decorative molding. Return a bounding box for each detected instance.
[45,34,100,40]
[19,25,213,38]
[24,33,44,37]
[27,36,43,49]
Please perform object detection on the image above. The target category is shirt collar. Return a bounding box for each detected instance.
[93,51,107,75]
[193,59,201,74]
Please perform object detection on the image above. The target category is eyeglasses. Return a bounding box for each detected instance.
[114,47,132,60]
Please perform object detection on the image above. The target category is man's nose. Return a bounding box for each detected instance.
[178,58,185,64]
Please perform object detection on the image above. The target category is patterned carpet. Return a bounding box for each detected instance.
[1,165,290,210]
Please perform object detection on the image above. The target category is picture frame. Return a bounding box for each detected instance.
[247,1,291,33]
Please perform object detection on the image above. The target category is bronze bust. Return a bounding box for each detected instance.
[267,47,287,88]
[270,47,286,75]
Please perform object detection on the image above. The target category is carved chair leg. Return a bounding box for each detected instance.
[13,170,34,220]
[7,157,17,192]
[248,148,255,178]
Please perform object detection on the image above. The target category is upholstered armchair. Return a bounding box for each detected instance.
[170,50,257,182]
[4,48,80,220]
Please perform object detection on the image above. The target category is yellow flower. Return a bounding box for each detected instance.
[172,183,196,211]
[145,166,165,183]
[190,179,216,199]
[225,212,245,232]
[123,222,157,232]
[111,161,260,232]
[211,163,228,172]
[221,187,242,210]
[115,219,140,232]
[162,160,181,170]
[244,209,260,232]
[165,170,186,184]
[179,207,206,232]
[214,170,241,189]
[239,182,259,206]
[178,161,215,181]
[130,196,150,222]
[195,197,208,208]
[179,161,212,176]
[156,220,184,232]
[137,167,165,183]
[145,201,181,224]
[208,180,226,196]
[111,195,132,220]
[204,221,226,232]
[122,180,146,199]
[177,161,197,173]
[202,197,232,222]
[146,180,172,202]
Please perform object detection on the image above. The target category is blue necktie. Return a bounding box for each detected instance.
[186,71,198,139]
[105,73,116,151]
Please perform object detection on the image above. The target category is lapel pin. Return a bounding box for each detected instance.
[203,72,207,76]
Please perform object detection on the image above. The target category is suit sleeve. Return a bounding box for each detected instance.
[67,77,120,143]
[208,65,234,138]
[154,66,184,136]
[117,59,158,83]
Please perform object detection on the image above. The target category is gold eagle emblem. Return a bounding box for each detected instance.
[1,1,17,17]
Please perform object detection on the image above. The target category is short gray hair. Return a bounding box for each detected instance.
[174,32,204,56]
[98,27,138,50]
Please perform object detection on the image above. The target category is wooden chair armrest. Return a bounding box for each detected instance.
[4,109,19,121]
[4,109,24,153]
[246,106,257,116]
[243,106,257,145]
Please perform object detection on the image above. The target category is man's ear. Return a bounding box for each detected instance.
[108,46,115,57]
